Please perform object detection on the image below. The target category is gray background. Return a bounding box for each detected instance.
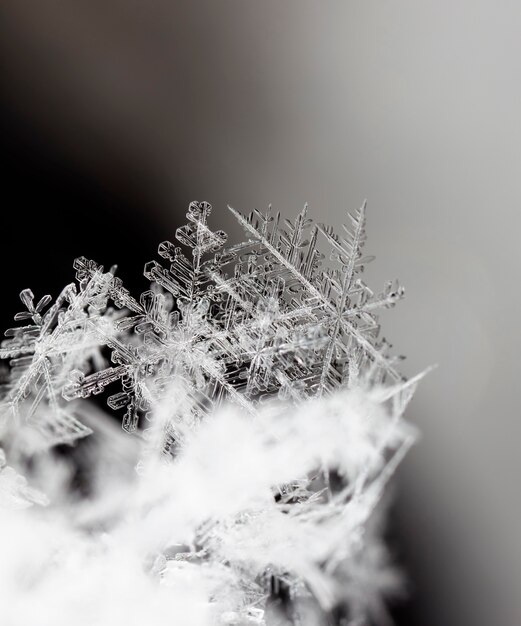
[1,2,520,624]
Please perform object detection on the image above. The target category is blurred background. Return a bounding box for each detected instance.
[1,2,520,624]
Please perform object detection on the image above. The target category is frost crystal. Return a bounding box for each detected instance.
[0,202,422,625]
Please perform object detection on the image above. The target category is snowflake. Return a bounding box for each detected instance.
[0,201,424,625]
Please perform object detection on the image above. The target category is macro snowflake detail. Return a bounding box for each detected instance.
[0,201,423,626]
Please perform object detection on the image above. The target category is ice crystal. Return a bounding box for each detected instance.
[0,201,423,625]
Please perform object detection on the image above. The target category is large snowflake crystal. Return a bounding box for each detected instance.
[0,202,422,626]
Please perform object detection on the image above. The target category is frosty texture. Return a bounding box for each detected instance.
[0,202,422,625]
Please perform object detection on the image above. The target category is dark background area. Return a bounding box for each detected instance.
[1,3,520,625]
[0,100,166,322]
